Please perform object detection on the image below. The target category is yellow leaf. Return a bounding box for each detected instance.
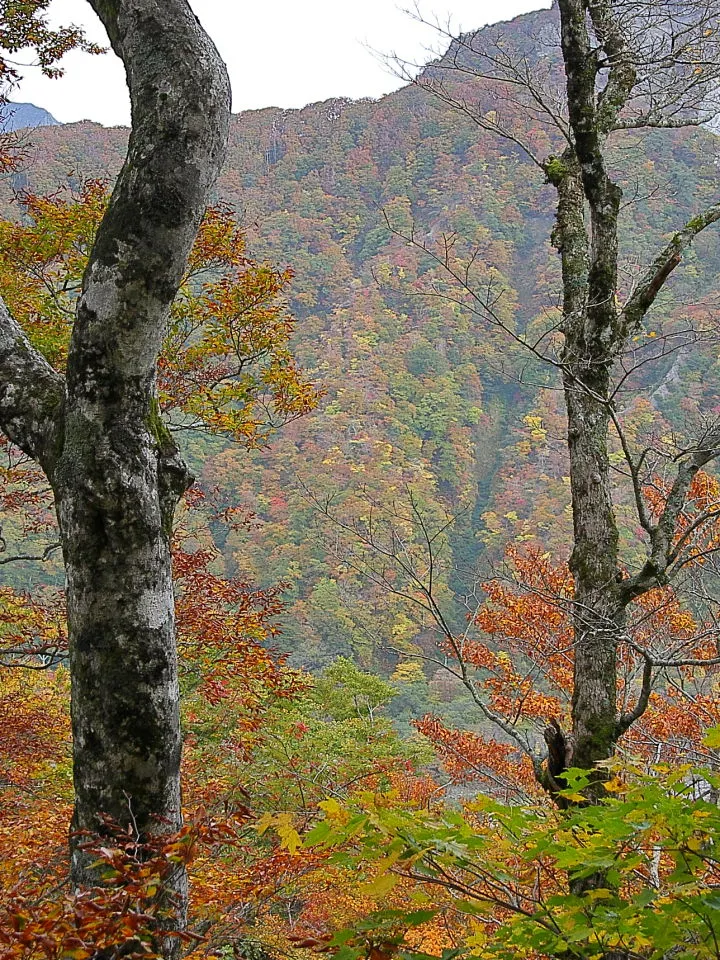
[256,812,275,835]
[279,826,301,855]
[586,888,612,900]
[467,929,486,949]
[275,813,302,855]
[604,777,624,793]
[376,848,403,872]
[360,872,398,897]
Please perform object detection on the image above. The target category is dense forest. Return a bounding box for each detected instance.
[4,1,720,958]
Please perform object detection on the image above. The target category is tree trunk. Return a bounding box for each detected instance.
[552,0,628,781]
[546,142,624,778]
[53,403,192,900]
[564,367,621,773]
[0,1,230,953]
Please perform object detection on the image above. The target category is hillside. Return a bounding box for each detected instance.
[2,3,720,719]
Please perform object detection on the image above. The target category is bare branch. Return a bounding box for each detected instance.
[621,420,720,602]
[621,201,720,338]
[616,656,653,735]
[607,404,653,534]
[0,542,60,565]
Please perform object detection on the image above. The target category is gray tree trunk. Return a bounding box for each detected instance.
[545,0,720,798]
[0,0,230,951]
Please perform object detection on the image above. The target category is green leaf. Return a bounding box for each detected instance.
[703,725,720,749]
[304,820,332,846]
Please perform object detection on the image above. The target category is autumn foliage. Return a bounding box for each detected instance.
[5,2,720,957]
[0,184,320,444]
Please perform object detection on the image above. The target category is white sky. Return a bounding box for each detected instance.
[11,0,549,127]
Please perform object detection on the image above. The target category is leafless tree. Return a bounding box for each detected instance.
[376,0,720,804]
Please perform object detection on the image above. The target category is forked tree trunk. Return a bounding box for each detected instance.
[0,0,230,952]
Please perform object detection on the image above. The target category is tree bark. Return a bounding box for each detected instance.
[546,134,624,776]
[563,367,621,772]
[0,0,230,952]
[542,0,720,933]
[547,0,720,789]
[551,0,628,779]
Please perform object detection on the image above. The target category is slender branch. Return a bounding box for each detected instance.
[668,508,720,566]
[0,543,60,565]
[607,403,652,534]
[621,202,720,338]
[616,657,652,735]
[622,633,720,671]
[621,423,720,602]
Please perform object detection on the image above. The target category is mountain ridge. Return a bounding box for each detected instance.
[1,101,59,131]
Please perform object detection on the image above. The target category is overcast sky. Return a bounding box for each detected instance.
[11,0,549,127]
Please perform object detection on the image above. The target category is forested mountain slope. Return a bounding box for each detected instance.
[3,3,720,716]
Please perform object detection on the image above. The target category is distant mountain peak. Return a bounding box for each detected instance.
[1,102,60,132]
